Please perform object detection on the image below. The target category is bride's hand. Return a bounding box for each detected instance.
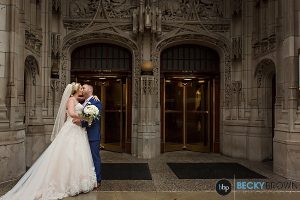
[72,118,81,126]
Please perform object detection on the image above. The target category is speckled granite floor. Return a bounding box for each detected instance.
[1,151,300,199]
[97,151,300,192]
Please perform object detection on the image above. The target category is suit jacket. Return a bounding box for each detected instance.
[81,97,102,141]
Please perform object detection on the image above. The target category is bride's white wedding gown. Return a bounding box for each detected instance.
[0,103,97,200]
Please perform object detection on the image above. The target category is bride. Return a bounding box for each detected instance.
[0,82,97,200]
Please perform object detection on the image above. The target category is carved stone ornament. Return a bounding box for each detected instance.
[25,29,42,56]
[160,22,230,36]
[159,0,224,21]
[64,0,137,25]
[50,79,60,93]
[68,0,100,18]
[153,0,230,37]
[53,0,61,12]
[63,0,229,37]
[141,77,154,95]
[63,0,138,33]
[252,0,277,58]
[25,55,39,86]
[232,36,242,60]
[256,65,263,88]
[232,0,242,15]
[232,81,242,93]
[51,33,61,59]
[253,35,276,58]
[232,81,243,106]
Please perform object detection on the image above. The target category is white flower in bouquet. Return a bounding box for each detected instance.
[82,103,100,126]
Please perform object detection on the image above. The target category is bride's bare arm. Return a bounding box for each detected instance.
[67,97,81,119]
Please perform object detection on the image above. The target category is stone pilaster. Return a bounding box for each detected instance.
[273,0,300,181]
[0,2,9,126]
[137,75,160,158]
[0,0,26,183]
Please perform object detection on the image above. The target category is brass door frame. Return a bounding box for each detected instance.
[100,82,105,144]
[162,79,166,152]
[183,84,187,149]
[124,78,128,151]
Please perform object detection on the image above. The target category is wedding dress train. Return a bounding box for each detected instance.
[0,103,97,200]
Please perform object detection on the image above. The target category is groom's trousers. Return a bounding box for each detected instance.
[89,141,101,182]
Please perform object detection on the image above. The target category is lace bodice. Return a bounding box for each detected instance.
[75,103,84,114]
[66,103,83,120]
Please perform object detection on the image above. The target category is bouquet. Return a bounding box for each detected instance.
[82,102,100,126]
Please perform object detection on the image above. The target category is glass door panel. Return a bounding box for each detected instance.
[164,78,211,152]
[165,81,183,151]
[186,80,210,152]
[103,79,122,152]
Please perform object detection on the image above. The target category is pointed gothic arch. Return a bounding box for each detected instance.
[24,55,39,122]
[253,58,276,161]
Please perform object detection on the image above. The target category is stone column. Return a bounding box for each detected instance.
[41,0,51,111]
[273,0,300,181]
[0,0,26,183]
[0,2,9,126]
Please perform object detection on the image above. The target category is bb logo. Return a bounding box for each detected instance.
[216,179,231,196]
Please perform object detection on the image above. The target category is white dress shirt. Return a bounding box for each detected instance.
[82,96,93,107]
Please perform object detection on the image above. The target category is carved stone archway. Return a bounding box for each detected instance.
[153,33,231,154]
[24,55,39,122]
[154,33,232,108]
[61,32,142,152]
[254,58,276,124]
[251,58,276,161]
[60,32,140,106]
[255,58,276,88]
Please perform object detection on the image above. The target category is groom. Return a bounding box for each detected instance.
[74,84,102,187]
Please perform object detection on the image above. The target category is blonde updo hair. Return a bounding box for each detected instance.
[71,82,81,96]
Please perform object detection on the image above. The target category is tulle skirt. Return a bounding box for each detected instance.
[0,119,97,200]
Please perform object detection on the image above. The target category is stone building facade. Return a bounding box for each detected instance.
[0,0,300,183]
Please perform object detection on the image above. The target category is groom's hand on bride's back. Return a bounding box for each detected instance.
[73,118,81,126]
[92,95,100,101]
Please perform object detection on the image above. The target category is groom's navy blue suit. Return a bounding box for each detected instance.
[81,97,102,182]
